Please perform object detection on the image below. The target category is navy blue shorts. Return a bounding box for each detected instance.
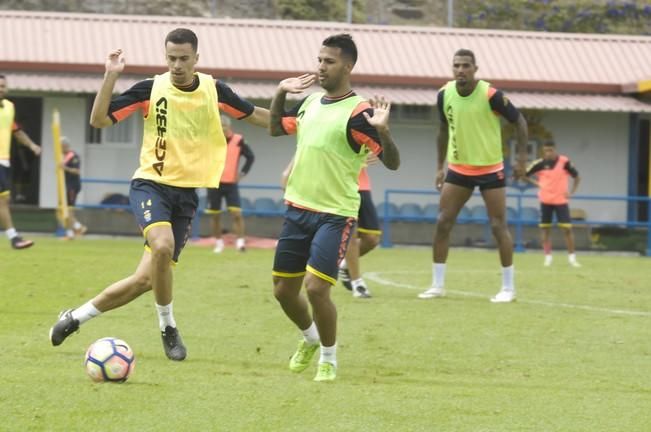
[445,169,506,191]
[0,165,11,196]
[206,183,241,213]
[129,179,198,262]
[273,206,356,285]
[540,203,572,227]
[358,190,381,235]
[67,188,81,206]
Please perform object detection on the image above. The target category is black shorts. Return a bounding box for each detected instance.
[272,206,356,285]
[357,190,381,235]
[206,183,241,213]
[540,203,572,228]
[67,188,81,206]
[0,165,11,196]
[129,179,198,262]
[445,168,506,191]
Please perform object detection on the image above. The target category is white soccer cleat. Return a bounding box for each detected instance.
[490,289,516,303]
[569,260,581,268]
[418,286,446,299]
[213,243,224,254]
[543,255,553,267]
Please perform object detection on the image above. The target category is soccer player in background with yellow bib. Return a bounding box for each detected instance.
[49,28,269,361]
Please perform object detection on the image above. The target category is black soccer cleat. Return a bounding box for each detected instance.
[161,326,187,361]
[338,267,353,291]
[11,236,34,250]
[49,309,80,346]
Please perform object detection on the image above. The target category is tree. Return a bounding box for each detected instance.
[275,0,366,23]
[457,0,651,35]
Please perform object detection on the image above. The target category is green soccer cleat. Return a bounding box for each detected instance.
[313,362,337,382]
[289,340,319,373]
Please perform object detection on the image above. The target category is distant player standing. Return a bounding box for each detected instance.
[0,74,41,249]
[269,34,400,381]
[418,49,528,303]
[59,136,87,239]
[49,28,269,360]
[206,115,255,253]
[524,140,581,267]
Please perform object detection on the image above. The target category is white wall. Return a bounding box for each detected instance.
[36,99,638,224]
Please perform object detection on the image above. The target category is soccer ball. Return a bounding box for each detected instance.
[84,337,136,383]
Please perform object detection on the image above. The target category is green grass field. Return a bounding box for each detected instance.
[1,236,650,431]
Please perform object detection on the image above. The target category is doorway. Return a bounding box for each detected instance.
[10,97,42,205]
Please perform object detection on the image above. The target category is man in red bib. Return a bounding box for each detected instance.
[525,140,581,267]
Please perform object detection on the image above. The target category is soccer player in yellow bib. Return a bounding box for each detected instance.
[269,34,400,381]
[49,28,269,361]
[0,74,41,250]
[418,49,528,303]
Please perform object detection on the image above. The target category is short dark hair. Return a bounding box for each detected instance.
[0,74,5,80]
[165,28,198,52]
[454,48,476,64]
[543,140,556,147]
[322,33,357,65]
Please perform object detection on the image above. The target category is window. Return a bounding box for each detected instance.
[85,95,140,146]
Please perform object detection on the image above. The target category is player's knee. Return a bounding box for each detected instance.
[489,217,508,235]
[148,237,174,260]
[435,215,454,234]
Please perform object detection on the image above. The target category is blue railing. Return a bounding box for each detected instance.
[382,188,651,256]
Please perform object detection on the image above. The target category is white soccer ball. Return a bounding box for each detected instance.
[84,337,136,383]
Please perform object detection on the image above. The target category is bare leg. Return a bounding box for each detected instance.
[0,194,15,231]
[433,183,473,263]
[304,273,336,347]
[542,227,552,255]
[92,251,153,312]
[146,225,175,306]
[358,231,380,257]
[344,227,361,280]
[562,226,576,254]
[211,213,222,239]
[273,275,312,330]
[481,187,513,267]
[231,210,245,238]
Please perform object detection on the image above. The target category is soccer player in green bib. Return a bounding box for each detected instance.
[269,34,400,381]
[418,49,528,303]
[49,28,269,360]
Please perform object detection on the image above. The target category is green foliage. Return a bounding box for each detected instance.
[458,0,651,35]
[2,237,651,430]
[275,0,366,23]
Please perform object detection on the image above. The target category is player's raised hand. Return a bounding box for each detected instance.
[105,49,125,74]
[278,73,316,94]
[364,96,391,131]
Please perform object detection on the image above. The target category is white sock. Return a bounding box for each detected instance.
[432,263,446,288]
[5,227,17,239]
[155,302,177,331]
[502,265,515,292]
[351,278,365,289]
[319,343,337,367]
[71,301,101,325]
[236,237,245,249]
[301,321,320,345]
[73,221,83,230]
[568,253,577,263]
[215,238,224,248]
[66,229,74,237]
[339,258,347,270]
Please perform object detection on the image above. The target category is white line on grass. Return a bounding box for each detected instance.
[364,272,651,317]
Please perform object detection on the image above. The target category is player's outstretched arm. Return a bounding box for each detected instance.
[269,74,315,136]
[90,49,125,129]
[435,127,448,190]
[513,113,529,178]
[364,96,400,170]
[13,130,41,156]
[244,106,270,129]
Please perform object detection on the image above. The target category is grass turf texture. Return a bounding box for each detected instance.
[1,237,649,431]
